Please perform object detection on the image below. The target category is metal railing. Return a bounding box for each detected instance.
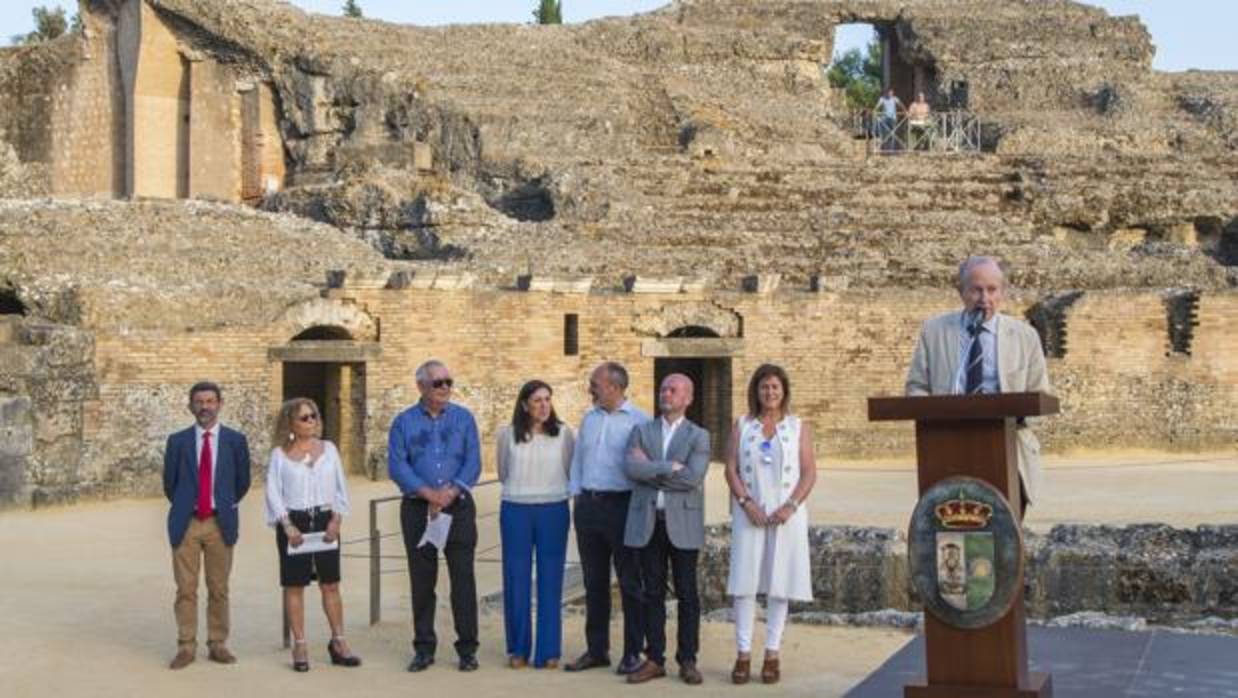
[848,109,982,156]
[362,478,503,626]
[280,478,502,647]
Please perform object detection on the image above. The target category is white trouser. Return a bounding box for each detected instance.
[733,595,790,653]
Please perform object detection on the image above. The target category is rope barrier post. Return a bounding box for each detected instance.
[370,497,381,626]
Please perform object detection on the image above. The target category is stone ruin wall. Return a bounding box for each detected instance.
[0,0,1235,507]
[3,275,1231,508]
[695,523,1238,625]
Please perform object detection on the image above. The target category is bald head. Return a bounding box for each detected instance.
[658,373,694,421]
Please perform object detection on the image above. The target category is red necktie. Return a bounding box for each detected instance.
[197,431,213,520]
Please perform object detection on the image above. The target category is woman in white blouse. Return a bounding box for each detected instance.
[497,380,575,669]
[265,397,361,672]
[724,364,817,685]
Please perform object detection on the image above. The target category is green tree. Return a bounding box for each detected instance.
[342,0,363,19]
[533,0,562,25]
[11,6,72,46]
[826,38,884,112]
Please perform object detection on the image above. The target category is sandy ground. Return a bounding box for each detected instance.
[2,450,1233,697]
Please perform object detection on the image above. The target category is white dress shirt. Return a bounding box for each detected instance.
[656,415,684,510]
[953,313,1000,395]
[194,424,219,509]
[264,441,351,526]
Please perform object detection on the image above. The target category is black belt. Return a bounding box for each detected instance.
[580,489,630,499]
[289,506,332,516]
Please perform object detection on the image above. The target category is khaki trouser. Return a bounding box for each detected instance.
[172,516,234,650]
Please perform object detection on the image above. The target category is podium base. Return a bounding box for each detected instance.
[905,672,1053,698]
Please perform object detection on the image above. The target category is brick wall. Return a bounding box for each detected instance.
[20,284,1229,506]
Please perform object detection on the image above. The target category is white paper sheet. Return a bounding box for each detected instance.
[417,511,453,549]
[287,531,340,556]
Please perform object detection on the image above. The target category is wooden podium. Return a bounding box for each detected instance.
[868,392,1059,698]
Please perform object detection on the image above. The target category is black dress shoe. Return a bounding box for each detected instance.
[407,653,435,672]
[458,655,479,672]
[616,655,643,675]
[327,639,362,667]
[563,652,610,672]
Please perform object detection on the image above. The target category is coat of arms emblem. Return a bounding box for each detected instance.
[908,476,1021,629]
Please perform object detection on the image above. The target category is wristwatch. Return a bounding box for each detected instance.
[736,494,751,506]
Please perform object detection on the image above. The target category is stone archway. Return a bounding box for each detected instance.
[270,302,380,476]
[648,326,739,460]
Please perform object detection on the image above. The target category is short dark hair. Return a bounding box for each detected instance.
[189,381,222,401]
[601,361,629,391]
[511,380,562,443]
[746,364,791,418]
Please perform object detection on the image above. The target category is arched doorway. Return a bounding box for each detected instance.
[277,325,371,475]
[651,326,734,460]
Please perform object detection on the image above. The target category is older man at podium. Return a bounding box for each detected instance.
[905,255,1050,515]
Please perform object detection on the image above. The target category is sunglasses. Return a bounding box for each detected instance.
[297,413,319,423]
[431,378,454,389]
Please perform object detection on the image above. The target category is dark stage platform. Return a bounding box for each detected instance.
[845,626,1238,698]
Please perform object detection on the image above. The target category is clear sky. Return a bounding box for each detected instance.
[3,1,1234,72]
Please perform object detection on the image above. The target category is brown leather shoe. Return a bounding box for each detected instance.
[207,644,237,665]
[760,655,780,684]
[169,649,195,670]
[626,659,667,684]
[731,656,751,685]
[508,656,528,669]
[542,658,559,669]
[679,660,703,685]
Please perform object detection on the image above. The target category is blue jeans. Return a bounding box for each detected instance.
[500,500,570,666]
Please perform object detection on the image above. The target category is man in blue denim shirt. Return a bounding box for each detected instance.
[389,359,482,673]
[563,362,650,676]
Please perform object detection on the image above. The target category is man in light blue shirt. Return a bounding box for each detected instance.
[563,362,650,675]
[873,87,904,152]
[389,359,482,672]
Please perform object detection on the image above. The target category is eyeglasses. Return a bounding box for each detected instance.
[431,378,454,389]
[297,413,319,423]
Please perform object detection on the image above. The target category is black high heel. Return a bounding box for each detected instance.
[292,639,309,672]
[328,637,362,667]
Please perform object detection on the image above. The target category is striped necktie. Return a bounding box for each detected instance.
[965,323,985,395]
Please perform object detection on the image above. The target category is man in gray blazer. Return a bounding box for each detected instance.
[622,373,711,685]
[905,255,1051,514]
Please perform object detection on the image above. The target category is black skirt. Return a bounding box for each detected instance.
[275,508,342,587]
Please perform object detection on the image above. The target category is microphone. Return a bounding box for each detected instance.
[966,308,985,335]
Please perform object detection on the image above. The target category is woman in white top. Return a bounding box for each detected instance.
[265,397,360,672]
[724,364,818,685]
[497,380,575,669]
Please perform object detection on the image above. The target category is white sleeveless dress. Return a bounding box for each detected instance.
[726,415,813,601]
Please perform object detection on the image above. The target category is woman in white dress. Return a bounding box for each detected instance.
[265,397,361,672]
[724,364,818,685]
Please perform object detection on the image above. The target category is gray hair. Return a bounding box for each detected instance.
[957,255,1006,290]
[415,359,447,385]
[600,361,629,391]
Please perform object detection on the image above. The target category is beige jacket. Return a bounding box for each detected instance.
[905,310,1051,503]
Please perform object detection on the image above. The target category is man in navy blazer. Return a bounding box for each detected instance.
[163,381,252,670]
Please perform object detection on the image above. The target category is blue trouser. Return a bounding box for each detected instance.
[500,500,570,666]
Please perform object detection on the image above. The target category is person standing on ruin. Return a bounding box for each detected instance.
[389,360,482,672]
[563,362,650,676]
[163,381,253,670]
[873,87,905,152]
[622,373,711,686]
[905,255,1051,516]
[907,91,933,150]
